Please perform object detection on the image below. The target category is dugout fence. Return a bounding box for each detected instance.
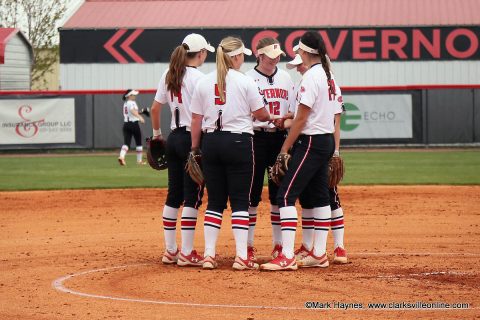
[0,85,479,150]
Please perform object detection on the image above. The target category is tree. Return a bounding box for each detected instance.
[0,0,67,89]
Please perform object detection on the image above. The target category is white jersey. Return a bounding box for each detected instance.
[123,100,140,122]
[154,66,204,130]
[246,67,294,129]
[292,80,343,115]
[190,69,265,135]
[296,63,341,135]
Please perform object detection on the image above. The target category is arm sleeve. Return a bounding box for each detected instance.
[298,73,317,109]
[288,80,296,113]
[190,81,205,116]
[128,101,138,112]
[334,84,343,114]
[154,71,168,104]
[246,77,265,112]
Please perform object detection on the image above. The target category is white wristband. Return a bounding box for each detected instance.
[153,128,161,136]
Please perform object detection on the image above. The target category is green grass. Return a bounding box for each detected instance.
[341,150,480,185]
[0,150,479,191]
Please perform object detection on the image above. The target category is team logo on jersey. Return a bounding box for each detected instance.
[300,86,306,93]
[338,96,343,103]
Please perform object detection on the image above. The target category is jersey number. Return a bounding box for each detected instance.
[268,101,280,116]
[170,90,183,103]
[214,84,226,106]
[327,79,336,101]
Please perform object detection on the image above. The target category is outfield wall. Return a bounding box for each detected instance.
[0,86,479,150]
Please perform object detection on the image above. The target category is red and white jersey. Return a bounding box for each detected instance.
[246,67,294,129]
[190,69,265,135]
[292,79,343,115]
[154,66,205,130]
[296,63,341,135]
[123,100,140,122]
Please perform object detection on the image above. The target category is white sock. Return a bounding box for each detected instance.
[136,146,143,162]
[162,205,179,252]
[270,205,282,246]
[180,207,198,255]
[312,206,331,257]
[301,208,314,250]
[247,206,257,247]
[204,210,222,258]
[280,206,297,259]
[119,145,128,159]
[232,211,249,260]
[331,207,345,249]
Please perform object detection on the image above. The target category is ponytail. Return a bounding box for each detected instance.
[166,44,188,96]
[317,38,331,81]
[216,37,239,103]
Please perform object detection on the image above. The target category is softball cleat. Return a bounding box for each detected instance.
[232,256,259,270]
[247,246,257,261]
[333,247,348,264]
[260,253,298,271]
[271,244,283,259]
[294,244,310,261]
[161,248,179,264]
[202,256,218,270]
[177,250,203,267]
[297,252,329,268]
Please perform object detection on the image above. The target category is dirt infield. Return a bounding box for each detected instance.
[1,186,479,319]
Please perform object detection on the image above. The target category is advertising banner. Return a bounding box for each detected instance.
[341,94,412,139]
[0,98,75,144]
[60,26,480,63]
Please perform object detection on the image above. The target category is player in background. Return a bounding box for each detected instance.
[245,37,294,261]
[118,89,146,166]
[190,36,272,270]
[260,31,338,271]
[286,54,348,265]
[150,34,214,267]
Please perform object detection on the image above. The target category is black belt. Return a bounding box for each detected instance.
[171,126,190,132]
[203,129,252,136]
[254,128,286,133]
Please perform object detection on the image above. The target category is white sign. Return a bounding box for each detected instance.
[0,98,75,144]
[341,94,412,139]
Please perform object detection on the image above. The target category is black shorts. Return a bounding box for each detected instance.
[202,131,254,213]
[122,121,142,147]
[165,127,204,209]
[276,134,334,208]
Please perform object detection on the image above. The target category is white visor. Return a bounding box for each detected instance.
[257,43,286,59]
[125,90,139,97]
[286,54,303,69]
[226,44,252,57]
[293,40,319,54]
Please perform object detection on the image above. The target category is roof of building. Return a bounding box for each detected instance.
[0,28,33,64]
[62,0,480,29]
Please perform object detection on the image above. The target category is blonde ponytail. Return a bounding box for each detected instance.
[216,36,244,103]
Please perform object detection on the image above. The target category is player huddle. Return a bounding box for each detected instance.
[149,31,347,271]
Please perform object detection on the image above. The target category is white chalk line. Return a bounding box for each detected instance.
[52,252,479,311]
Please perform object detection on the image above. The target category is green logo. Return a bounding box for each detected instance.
[341,103,361,131]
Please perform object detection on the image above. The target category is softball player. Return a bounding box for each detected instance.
[260,31,338,271]
[118,89,145,166]
[150,33,214,267]
[286,54,348,264]
[190,36,271,270]
[245,38,294,261]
